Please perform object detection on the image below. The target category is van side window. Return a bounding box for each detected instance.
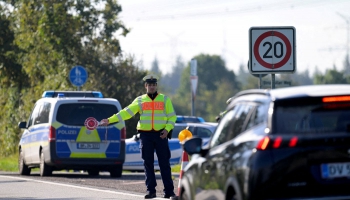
[28,103,41,127]
[35,102,51,124]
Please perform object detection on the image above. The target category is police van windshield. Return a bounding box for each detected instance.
[56,103,119,126]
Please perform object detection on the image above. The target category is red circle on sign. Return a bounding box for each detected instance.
[253,31,291,69]
[84,117,98,130]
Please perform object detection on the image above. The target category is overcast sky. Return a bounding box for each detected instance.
[117,0,350,75]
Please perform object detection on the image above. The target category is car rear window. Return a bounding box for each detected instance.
[56,103,119,125]
[273,97,350,134]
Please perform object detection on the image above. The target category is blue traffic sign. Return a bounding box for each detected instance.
[69,66,88,87]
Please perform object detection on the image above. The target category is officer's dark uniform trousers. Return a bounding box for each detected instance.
[139,131,174,195]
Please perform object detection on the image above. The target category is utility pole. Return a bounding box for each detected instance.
[337,12,350,74]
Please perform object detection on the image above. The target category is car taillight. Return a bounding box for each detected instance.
[256,136,298,150]
[323,96,350,103]
[49,126,56,141]
[289,136,298,147]
[121,127,126,141]
[256,136,270,150]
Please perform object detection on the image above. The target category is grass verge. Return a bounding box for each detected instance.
[0,154,18,172]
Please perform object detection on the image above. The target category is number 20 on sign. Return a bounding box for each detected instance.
[249,26,296,74]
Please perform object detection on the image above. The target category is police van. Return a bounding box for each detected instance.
[18,91,125,177]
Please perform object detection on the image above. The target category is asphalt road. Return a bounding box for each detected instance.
[0,171,180,200]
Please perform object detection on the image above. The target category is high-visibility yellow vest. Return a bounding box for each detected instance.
[108,93,176,132]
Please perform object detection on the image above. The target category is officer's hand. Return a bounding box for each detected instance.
[160,130,168,139]
[100,119,109,126]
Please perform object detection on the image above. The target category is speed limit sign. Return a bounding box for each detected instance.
[249,26,296,74]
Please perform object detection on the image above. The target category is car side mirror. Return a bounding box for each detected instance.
[18,122,27,129]
[183,137,202,155]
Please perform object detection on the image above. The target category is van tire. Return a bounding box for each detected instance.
[40,152,52,176]
[18,150,31,175]
[110,165,122,178]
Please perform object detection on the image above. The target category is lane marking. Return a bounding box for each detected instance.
[0,175,143,197]
[121,181,144,185]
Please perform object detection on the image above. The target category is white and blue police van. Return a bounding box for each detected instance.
[124,122,217,171]
[18,91,125,177]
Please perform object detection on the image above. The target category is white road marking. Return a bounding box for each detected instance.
[0,175,143,197]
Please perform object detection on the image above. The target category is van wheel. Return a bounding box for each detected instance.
[18,150,31,175]
[40,152,52,176]
[110,165,122,178]
[87,170,99,176]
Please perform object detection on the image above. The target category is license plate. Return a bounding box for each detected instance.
[77,143,100,149]
[321,162,350,178]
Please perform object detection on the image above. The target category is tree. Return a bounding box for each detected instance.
[150,56,161,76]
[0,0,148,155]
[160,55,185,94]
[173,54,241,121]
[0,4,28,156]
[236,63,250,86]
[314,67,348,84]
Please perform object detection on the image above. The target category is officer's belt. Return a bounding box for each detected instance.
[138,129,172,139]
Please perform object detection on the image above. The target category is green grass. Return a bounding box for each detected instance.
[0,154,181,173]
[171,164,180,173]
[0,154,18,172]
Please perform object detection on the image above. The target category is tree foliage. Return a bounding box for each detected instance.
[314,67,348,84]
[0,0,146,156]
[172,54,240,121]
[160,55,185,94]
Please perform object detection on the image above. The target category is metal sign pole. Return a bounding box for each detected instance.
[259,74,262,89]
[190,59,197,116]
[191,94,195,116]
[271,74,275,89]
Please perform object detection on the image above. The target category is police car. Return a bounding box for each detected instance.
[124,122,217,171]
[18,91,125,177]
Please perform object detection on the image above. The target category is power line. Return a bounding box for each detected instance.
[120,0,348,22]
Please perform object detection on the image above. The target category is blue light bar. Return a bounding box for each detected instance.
[92,91,103,98]
[42,91,55,98]
[41,90,104,98]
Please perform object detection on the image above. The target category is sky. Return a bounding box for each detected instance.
[117,0,350,76]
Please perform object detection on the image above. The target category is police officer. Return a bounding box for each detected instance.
[100,74,176,199]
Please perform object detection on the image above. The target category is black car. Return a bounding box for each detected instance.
[180,84,350,200]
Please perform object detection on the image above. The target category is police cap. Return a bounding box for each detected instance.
[143,74,159,83]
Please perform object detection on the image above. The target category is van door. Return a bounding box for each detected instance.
[24,103,42,164]
[55,102,122,159]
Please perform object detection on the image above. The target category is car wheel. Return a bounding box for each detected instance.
[40,151,52,176]
[226,187,239,200]
[87,169,99,176]
[18,150,31,175]
[109,165,122,178]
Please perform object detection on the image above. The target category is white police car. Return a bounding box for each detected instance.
[124,122,217,171]
[18,91,126,177]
